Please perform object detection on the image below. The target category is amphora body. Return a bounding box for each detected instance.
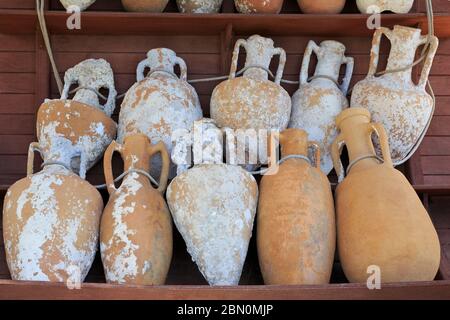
[119,48,203,178]
[290,40,353,174]
[211,35,291,165]
[332,108,440,283]
[258,129,336,285]
[351,26,439,165]
[167,119,258,285]
[100,135,172,285]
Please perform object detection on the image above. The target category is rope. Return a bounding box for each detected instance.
[36,0,63,95]
[146,68,179,79]
[250,154,312,175]
[94,168,159,189]
[41,160,72,172]
[69,86,108,101]
[306,75,340,87]
[346,155,384,176]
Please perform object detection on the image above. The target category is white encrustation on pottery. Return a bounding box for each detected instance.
[177,0,223,13]
[210,35,291,166]
[167,119,258,286]
[118,48,203,179]
[289,40,353,174]
[351,25,439,165]
[356,0,414,13]
[60,0,96,11]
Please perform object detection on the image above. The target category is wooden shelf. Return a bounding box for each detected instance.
[1,4,450,300]
[0,279,449,300]
[1,10,450,37]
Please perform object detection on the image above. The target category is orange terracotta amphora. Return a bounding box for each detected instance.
[332,108,441,283]
[3,145,104,282]
[100,134,173,285]
[258,129,336,285]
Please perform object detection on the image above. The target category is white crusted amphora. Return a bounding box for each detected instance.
[167,119,258,286]
[351,26,439,165]
[210,35,291,165]
[177,0,223,13]
[290,40,354,174]
[3,143,103,282]
[38,59,117,178]
[118,48,203,179]
[100,134,172,285]
[60,0,96,11]
[356,0,414,13]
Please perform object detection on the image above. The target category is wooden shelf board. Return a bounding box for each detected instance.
[1,10,450,37]
[0,279,449,300]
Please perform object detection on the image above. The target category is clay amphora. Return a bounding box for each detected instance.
[100,134,172,285]
[357,0,414,13]
[331,108,441,283]
[3,142,104,282]
[297,0,346,14]
[351,26,439,165]
[210,35,291,165]
[118,48,203,179]
[167,119,258,285]
[234,0,284,13]
[39,59,117,178]
[290,40,353,175]
[258,129,336,285]
[121,0,169,12]
[61,58,117,118]
[60,0,96,11]
[177,0,223,13]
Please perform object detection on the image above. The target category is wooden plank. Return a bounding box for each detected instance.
[418,0,450,13]
[0,11,37,35]
[421,137,450,156]
[434,97,450,116]
[437,229,450,280]
[0,52,35,73]
[0,155,28,174]
[422,156,450,175]
[424,175,450,185]
[0,94,35,114]
[0,73,35,94]
[429,75,450,96]
[0,0,34,9]
[431,55,450,76]
[408,151,424,185]
[0,135,35,154]
[54,52,222,75]
[0,34,34,51]
[0,115,35,135]
[429,197,450,229]
[427,116,450,136]
[51,35,221,53]
[0,280,449,300]
[35,26,50,128]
